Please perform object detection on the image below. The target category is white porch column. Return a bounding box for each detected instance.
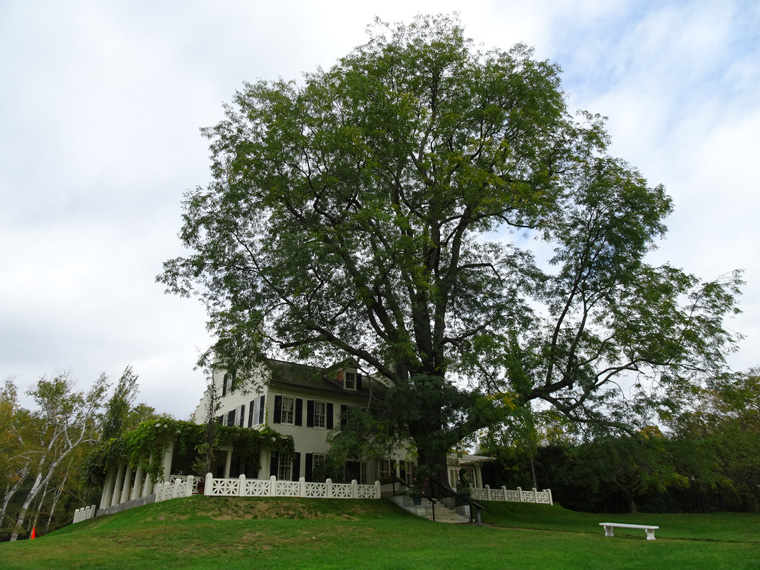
[162,440,175,482]
[120,465,133,504]
[131,464,144,500]
[111,463,126,507]
[143,471,154,496]
[475,465,483,489]
[142,454,155,497]
[223,448,232,478]
[100,465,116,509]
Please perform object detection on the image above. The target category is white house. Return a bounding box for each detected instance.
[193,358,487,491]
[94,358,487,516]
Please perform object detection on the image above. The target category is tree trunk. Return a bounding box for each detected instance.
[46,469,68,534]
[9,442,77,541]
[0,465,30,532]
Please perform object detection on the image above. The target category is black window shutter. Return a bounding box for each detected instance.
[216,416,223,425]
[270,452,278,478]
[295,398,303,426]
[357,373,363,390]
[273,395,282,424]
[259,395,265,425]
[227,410,235,427]
[306,400,314,428]
[326,403,334,429]
[293,453,301,481]
[239,405,245,427]
[248,401,255,427]
[341,404,348,429]
[305,453,313,482]
[222,373,228,397]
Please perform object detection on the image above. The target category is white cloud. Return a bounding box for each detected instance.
[1,0,758,417]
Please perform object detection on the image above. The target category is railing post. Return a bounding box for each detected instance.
[270,475,277,497]
[517,486,522,502]
[239,474,246,497]
[547,489,553,506]
[299,477,306,497]
[532,488,538,503]
[186,475,194,498]
[326,478,333,499]
[204,473,213,496]
[351,480,358,498]
[501,486,508,502]
[485,484,491,501]
[374,480,381,499]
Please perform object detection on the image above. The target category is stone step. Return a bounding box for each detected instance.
[421,500,470,524]
[386,495,471,524]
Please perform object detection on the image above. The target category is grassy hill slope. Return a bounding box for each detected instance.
[3,497,758,569]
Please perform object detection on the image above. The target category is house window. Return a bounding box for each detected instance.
[460,466,475,488]
[344,371,356,390]
[248,395,266,427]
[379,459,392,483]
[306,453,327,482]
[221,371,235,397]
[314,401,326,428]
[273,395,302,426]
[345,460,367,484]
[340,404,356,429]
[280,397,295,424]
[278,453,292,481]
[404,461,415,487]
[308,401,332,429]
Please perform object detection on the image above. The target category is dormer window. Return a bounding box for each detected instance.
[344,371,357,390]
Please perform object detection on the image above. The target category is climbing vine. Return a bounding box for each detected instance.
[83,419,293,485]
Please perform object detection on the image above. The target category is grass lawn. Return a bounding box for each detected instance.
[2,497,758,569]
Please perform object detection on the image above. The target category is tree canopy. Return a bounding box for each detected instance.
[160,15,741,482]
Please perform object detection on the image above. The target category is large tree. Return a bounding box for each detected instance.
[160,15,741,485]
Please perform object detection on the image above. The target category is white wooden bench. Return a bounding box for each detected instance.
[599,522,659,540]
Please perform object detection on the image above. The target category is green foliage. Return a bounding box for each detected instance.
[101,366,140,441]
[83,419,294,486]
[483,371,760,514]
[2,372,110,541]
[668,369,760,510]
[159,14,742,480]
[325,407,401,481]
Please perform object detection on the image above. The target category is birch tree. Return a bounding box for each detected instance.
[8,372,107,541]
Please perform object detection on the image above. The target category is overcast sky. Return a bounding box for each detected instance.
[2,0,758,418]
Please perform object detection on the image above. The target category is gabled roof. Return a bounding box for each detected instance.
[267,358,389,401]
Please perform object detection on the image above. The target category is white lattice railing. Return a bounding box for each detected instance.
[469,485,553,506]
[204,474,382,499]
[72,504,97,523]
[155,476,197,503]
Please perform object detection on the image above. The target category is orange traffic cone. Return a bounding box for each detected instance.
[31,527,36,539]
